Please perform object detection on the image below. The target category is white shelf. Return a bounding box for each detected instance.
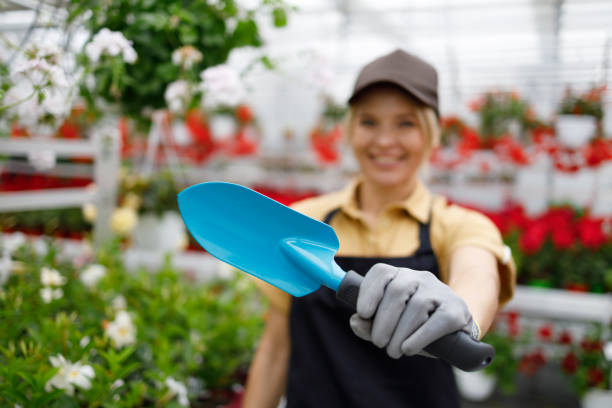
[0,139,96,157]
[503,286,612,323]
[0,188,95,211]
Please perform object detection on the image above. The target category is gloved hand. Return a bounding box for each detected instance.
[349,263,478,359]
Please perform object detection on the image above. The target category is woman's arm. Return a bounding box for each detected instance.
[447,245,501,337]
[242,305,290,408]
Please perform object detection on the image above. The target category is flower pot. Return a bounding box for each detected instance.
[453,368,497,402]
[556,115,597,149]
[131,211,186,252]
[581,390,612,408]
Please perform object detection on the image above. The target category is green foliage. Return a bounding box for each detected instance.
[118,169,181,216]
[473,91,533,143]
[558,86,606,121]
[482,331,519,394]
[0,208,90,237]
[0,238,264,406]
[69,0,291,122]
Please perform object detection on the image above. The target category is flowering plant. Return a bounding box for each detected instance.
[309,97,347,165]
[2,41,76,138]
[560,324,612,396]
[558,85,606,121]
[481,204,612,292]
[117,169,181,217]
[71,0,291,123]
[469,91,537,146]
[0,235,264,407]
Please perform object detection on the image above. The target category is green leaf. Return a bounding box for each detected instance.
[272,7,287,27]
[179,25,199,44]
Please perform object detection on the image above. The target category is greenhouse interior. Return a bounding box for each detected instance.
[1,0,612,407]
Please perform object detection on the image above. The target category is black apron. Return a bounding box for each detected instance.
[286,208,459,408]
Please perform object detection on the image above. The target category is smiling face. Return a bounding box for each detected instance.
[349,84,428,191]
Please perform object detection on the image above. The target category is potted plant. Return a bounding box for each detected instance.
[118,169,186,252]
[561,324,612,408]
[556,85,606,149]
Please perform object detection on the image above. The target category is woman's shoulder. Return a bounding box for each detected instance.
[290,190,347,221]
[431,195,499,233]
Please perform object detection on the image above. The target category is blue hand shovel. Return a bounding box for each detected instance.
[178,181,495,372]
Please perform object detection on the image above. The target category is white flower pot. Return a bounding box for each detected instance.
[453,368,497,402]
[556,114,597,149]
[581,390,612,408]
[131,211,186,252]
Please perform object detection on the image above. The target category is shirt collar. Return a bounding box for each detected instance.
[340,177,432,224]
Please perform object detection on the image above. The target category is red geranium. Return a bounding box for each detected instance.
[576,217,607,250]
[236,105,254,123]
[551,227,575,250]
[518,350,546,376]
[519,221,548,254]
[558,330,573,345]
[580,339,604,352]
[587,367,605,387]
[561,352,579,374]
[537,324,554,342]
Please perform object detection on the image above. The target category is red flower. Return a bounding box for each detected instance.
[561,352,579,374]
[518,350,547,376]
[576,217,607,249]
[537,324,554,342]
[551,227,575,250]
[507,310,519,324]
[580,339,604,352]
[565,283,589,292]
[236,105,254,123]
[458,128,481,153]
[519,221,548,254]
[558,330,573,345]
[505,205,529,231]
[468,98,483,112]
[587,367,604,387]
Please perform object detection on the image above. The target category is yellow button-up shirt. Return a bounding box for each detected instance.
[257,178,516,315]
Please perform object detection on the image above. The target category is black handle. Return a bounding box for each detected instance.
[336,270,495,372]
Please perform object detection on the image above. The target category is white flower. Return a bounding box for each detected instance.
[4,56,74,137]
[0,254,13,286]
[82,203,98,222]
[66,361,95,391]
[40,287,63,303]
[80,264,106,288]
[28,150,56,171]
[164,80,192,113]
[2,232,26,254]
[111,295,127,311]
[110,207,138,236]
[33,239,48,256]
[45,355,95,396]
[199,64,245,108]
[41,267,66,286]
[105,311,136,348]
[111,379,125,390]
[172,45,203,70]
[165,377,189,406]
[86,28,137,64]
[80,336,90,348]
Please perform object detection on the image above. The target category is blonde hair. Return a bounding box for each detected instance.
[345,87,440,158]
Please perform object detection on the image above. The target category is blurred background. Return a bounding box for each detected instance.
[1,0,611,407]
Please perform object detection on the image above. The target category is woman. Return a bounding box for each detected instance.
[242,49,515,408]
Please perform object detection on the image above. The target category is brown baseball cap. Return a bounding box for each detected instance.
[348,49,439,116]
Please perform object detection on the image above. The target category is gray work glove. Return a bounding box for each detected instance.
[349,263,478,359]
